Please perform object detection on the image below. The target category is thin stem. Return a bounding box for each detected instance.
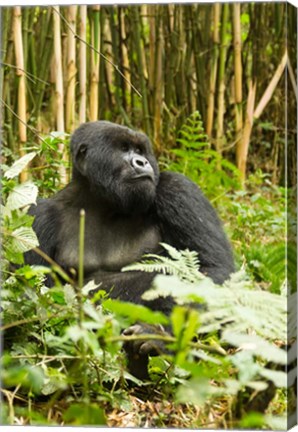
[78,208,85,292]
[78,208,89,402]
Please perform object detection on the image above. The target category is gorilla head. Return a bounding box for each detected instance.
[70,121,160,214]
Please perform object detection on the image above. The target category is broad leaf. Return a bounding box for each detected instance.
[10,226,39,253]
[222,331,287,365]
[103,298,169,325]
[6,182,38,210]
[4,152,37,179]
[258,367,287,388]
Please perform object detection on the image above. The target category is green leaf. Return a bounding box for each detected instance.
[143,275,211,304]
[4,152,37,179]
[222,331,287,364]
[50,288,66,305]
[176,377,212,405]
[258,367,287,388]
[149,356,171,378]
[171,306,199,351]
[6,182,38,210]
[103,299,168,325]
[2,364,44,394]
[42,367,68,395]
[63,403,106,425]
[230,351,260,383]
[240,412,265,428]
[9,226,39,253]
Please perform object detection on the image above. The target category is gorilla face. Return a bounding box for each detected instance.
[70,121,159,214]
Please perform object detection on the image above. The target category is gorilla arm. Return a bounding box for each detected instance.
[155,171,234,284]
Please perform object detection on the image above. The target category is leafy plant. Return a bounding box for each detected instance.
[1,152,291,429]
[125,246,289,426]
[34,132,70,196]
[226,176,287,293]
[2,153,39,266]
[165,111,241,200]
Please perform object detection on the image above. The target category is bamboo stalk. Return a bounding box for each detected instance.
[66,6,77,133]
[13,6,27,182]
[140,6,149,81]
[190,4,206,118]
[215,3,229,154]
[0,8,11,104]
[34,8,53,122]
[206,3,221,137]
[238,80,256,185]
[53,6,67,184]
[98,9,107,118]
[148,4,155,116]
[103,11,116,111]
[287,54,297,101]
[236,50,288,184]
[163,6,172,113]
[22,8,29,71]
[79,5,87,124]
[153,6,163,152]
[254,50,288,119]
[2,20,15,151]
[132,6,151,137]
[109,7,122,114]
[175,5,187,118]
[148,5,163,151]
[27,9,37,83]
[128,9,136,124]
[233,3,243,168]
[119,7,130,103]
[90,5,100,121]
[117,7,127,112]
[183,6,194,114]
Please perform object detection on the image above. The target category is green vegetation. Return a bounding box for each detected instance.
[1,2,296,428]
[1,112,295,428]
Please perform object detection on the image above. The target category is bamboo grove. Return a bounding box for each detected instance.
[0,3,297,185]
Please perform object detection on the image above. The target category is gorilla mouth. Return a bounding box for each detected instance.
[131,173,154,182]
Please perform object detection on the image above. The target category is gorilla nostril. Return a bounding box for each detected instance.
[135,158,146,167]
[131,156,154,176]
[132,156,146,168]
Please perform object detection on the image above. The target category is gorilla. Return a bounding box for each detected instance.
[26,121,234,378]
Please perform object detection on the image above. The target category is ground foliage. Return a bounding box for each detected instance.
[1,115,296,429]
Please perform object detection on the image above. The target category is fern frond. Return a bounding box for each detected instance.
[124,244,287,344]
[123,243,201,283]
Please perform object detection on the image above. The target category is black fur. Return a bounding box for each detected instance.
[25,121,235,378]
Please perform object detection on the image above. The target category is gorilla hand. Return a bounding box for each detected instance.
[122,323,170,380]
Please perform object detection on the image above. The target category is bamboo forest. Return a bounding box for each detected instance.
[1,2,297,429]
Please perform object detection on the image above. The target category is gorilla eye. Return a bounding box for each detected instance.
[121,143,130,152]
[79,144,87,155]
[135,146,143,155]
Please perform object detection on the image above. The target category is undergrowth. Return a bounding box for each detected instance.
[0,114,296,429]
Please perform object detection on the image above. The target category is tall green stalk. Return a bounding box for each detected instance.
[78,208,89,403]
[90,5,100,121]
[215,3,229,155]
[233,3,243,167]
[34,8,53,122]
[206,3,221,137]
[78,209,85,292]
[131,6,151,137]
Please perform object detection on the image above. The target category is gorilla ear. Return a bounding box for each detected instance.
[74,143,88,175]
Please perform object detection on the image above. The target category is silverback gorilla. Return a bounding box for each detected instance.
[25,121,234,378]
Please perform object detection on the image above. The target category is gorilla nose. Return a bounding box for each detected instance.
[131,156,154,176]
